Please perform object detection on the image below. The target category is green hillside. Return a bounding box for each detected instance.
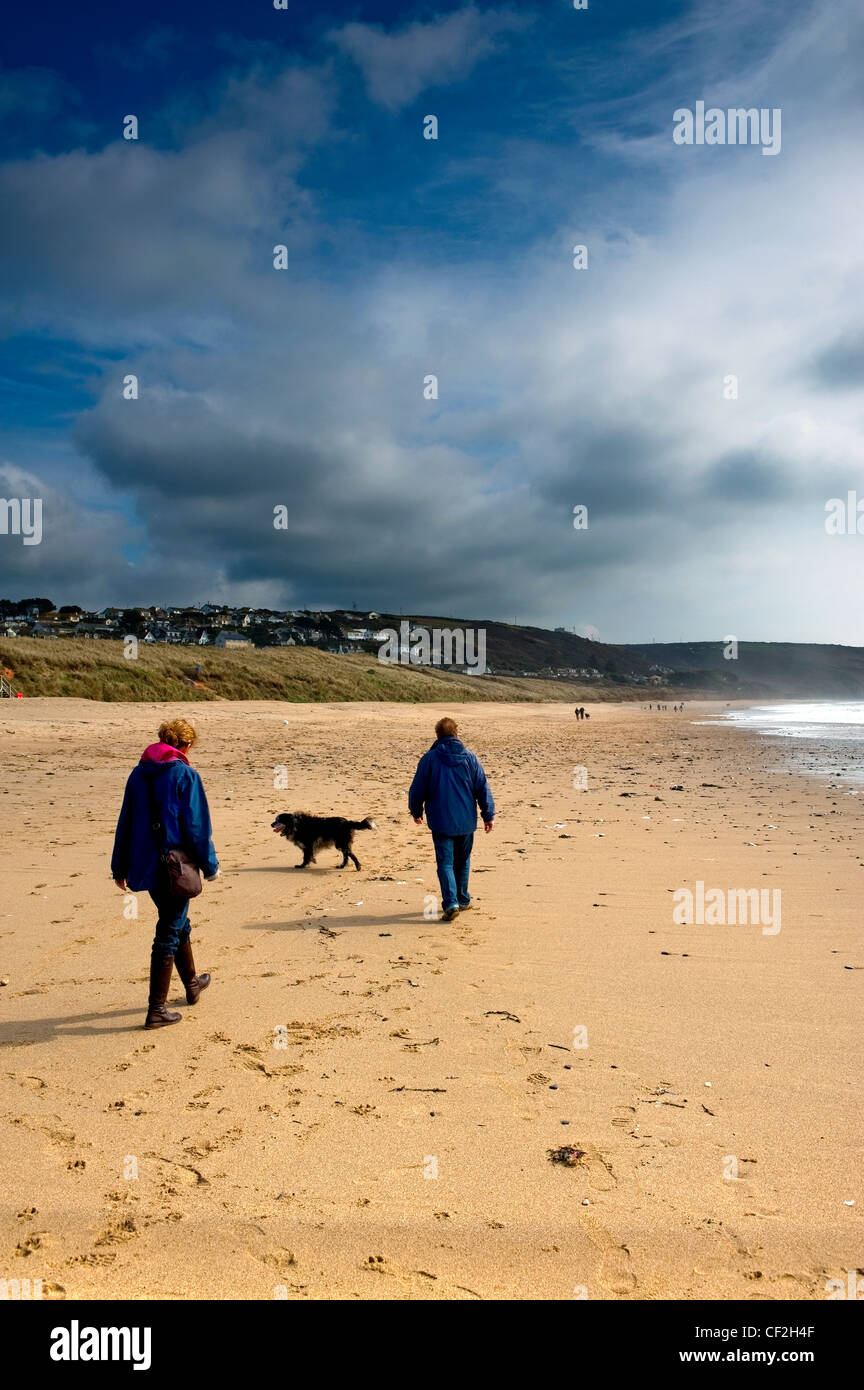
[0,637,642,703]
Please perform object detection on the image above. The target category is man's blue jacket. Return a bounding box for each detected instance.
[408,737,495,836]
[111,747,219,892]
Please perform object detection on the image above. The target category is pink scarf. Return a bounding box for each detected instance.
[140,742,190,765]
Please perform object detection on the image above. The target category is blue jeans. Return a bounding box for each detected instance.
[431,832,474,913]
[148,883,191,961]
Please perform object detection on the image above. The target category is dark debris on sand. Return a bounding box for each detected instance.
[547,1145,587,1166]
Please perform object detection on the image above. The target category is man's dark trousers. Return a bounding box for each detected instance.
[431,832,474,914]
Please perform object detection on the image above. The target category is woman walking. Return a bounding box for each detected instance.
[111,718,219,1029]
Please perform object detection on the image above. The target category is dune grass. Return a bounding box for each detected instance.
[0,636,636,704]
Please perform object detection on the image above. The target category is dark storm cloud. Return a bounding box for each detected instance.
[700,450,796,504]
[811,335,864,390]
[0,464,135,605]
[532,426,685,519]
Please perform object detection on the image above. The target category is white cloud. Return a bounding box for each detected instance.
[329,6,528,112]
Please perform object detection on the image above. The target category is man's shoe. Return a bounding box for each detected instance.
[442,907,460,922]
[174,939,211,1005]
[457,901,472,911]
[144,954,182,1029]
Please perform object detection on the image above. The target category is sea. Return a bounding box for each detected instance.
[698,702,864,783]
[708,702,864,741]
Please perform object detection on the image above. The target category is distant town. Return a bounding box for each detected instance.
[1,599,396,653]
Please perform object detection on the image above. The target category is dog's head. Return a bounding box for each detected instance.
[271,813,296,838]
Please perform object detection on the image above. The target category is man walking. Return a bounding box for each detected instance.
[409,716,495,922]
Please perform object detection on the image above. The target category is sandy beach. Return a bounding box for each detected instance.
[0,699,860,1300]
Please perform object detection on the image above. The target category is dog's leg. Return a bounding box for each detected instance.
[349,852,361,871]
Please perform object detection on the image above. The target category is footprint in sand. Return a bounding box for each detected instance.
[360,1253,447,1292]
[568,1142,620,1192]
[147,1154,211,1188]
[579,1213,639,1295]
[15,1231,50,1257]
[93,1215,139,1248]
[597,1247,638,1295]
[235,1221,297,1276]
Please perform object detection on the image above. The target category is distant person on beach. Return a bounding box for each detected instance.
[111,718,219,1029]
[409,716,495,922]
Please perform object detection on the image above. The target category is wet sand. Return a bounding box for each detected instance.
[0,699,860,1299]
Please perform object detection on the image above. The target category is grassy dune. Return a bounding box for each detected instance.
[0,636,639,703]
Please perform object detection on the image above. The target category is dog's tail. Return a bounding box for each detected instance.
[351,818,377,831]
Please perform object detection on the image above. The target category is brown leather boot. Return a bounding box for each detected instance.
[175,939,210,1005]
[144,954,182,1029]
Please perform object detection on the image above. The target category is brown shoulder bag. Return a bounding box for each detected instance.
[146,774,203,900]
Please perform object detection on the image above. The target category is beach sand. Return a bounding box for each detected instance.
[0,699,860,1300]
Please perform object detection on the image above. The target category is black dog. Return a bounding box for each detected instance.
[271,812,377,870]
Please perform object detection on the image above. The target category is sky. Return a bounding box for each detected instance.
[1,0,863,641]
